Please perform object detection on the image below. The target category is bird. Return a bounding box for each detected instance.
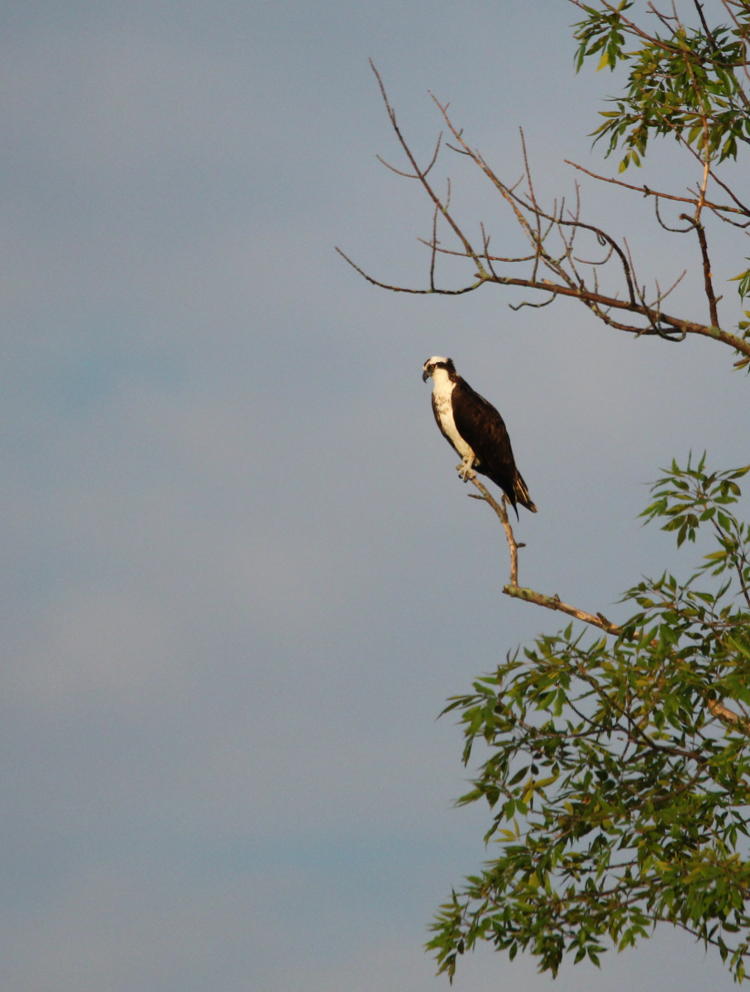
[421,356,537,517]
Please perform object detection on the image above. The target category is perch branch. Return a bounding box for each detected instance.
[504,585,623,636]
[466,476,621,634]
[467,476,518,585]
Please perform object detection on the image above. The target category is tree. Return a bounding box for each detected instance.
[430,457,750,980]
[338,0,750,983]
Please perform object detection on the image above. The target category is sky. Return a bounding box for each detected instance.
[2,1,749,990]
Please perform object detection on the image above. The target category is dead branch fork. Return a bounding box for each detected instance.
[335,61,750,359]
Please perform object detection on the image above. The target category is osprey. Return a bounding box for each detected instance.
[422,356,537,516]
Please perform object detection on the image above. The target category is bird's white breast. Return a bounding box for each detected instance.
[432,372,475,461]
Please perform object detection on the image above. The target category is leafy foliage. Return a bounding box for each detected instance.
[573,1,750,172]
[427,459,750,981]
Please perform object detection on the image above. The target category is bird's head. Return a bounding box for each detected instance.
[422,356,455,382]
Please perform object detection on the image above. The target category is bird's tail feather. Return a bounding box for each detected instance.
[514,473,537,514]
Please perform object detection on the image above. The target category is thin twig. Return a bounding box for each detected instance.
[334,245,486,296]
[369,61,487,276]
[429,203,439,290]
[416,240,537,264]
[376,130,443,179]
[509,293,558,311]
[564,159,747,218]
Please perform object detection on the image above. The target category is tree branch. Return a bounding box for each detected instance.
[564,159,747,219]
[680,213,721,328]
[467,476,518,585]
[708,698,750,737]
[338,65,750,360]
[367,59,488,278]
[504,585,623,635]
[334,245,486,296]
[467,475,622,635]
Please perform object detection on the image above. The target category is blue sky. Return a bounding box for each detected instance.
[3,2,749,990]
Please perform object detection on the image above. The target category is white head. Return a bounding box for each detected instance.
[422,356,456,382]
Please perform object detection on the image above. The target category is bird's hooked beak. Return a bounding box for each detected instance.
[422,367,432,382]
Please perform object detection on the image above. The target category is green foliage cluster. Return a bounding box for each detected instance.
[428,460,750,981]
[573,1,750,172]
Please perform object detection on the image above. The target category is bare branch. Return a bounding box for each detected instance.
[679,212,720,327]
[654,196,694,233]
[573,242,615,267]
[337,63,750,360]
[467,476,621,634]
[564,159,747,219]
[509,293,558,312]
[677,132,750,217]
[467,477,519,586]
[334,245,486,296]
[369,61,488,276]
[416,240,537,264]
[647,268,686,309]
[505,584,623,635]
[479,223,500,281]
[429,94,577,293]
[376,130,443,179]
[429,204,439,291]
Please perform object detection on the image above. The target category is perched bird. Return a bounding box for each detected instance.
[422,356,537,517]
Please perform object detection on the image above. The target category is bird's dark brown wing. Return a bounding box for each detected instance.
[451,378,520,504]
